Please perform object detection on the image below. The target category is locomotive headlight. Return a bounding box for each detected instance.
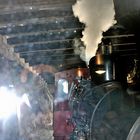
[0,86,30,119]
[95,64,106,75]
[95,69,106,74]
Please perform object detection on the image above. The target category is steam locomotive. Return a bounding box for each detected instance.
[54,43,140,140]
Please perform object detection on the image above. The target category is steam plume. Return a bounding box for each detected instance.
[73,0,116,64]
[73,38,86,61]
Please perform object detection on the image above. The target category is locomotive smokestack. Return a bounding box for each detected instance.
[89,43,115,84]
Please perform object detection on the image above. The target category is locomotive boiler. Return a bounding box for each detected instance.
[68,79,140,140]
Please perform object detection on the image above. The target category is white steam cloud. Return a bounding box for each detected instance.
[73,38,86,61]
[73,0,116,64]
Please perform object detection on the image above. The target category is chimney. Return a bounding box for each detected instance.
[89,43,115,84]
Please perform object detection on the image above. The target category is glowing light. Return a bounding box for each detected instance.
[95,70,106,74]
[0,87,19,119]
[96,54,104,65]
[77,68,82,77]
[0,87,31,119]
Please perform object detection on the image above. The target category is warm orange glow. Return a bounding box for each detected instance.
[96,54,104,65]
[77,68,82,77]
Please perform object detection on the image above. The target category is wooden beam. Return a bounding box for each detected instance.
[0,8,73,24]
[7,29,82,45]
[14,40,73,53]
[0,17,83,35]
[0,0,76,8]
